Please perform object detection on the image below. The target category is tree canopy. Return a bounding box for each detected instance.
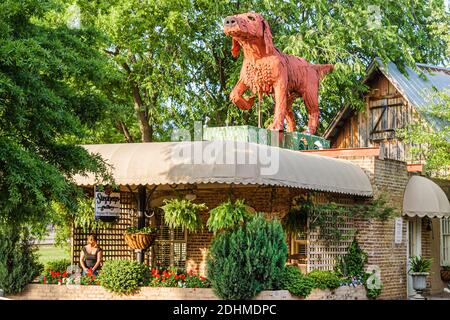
[77,0,449,142]
[0,0,114,230]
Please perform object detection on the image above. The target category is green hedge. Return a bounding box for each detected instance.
[207,213,287,299]
[280,266,315,297]
[0,226,43,294]
[44,259,71,273]
[98,260,150,294]
[308,270,341,290]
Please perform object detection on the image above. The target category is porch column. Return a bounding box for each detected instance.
[136,185,146,263]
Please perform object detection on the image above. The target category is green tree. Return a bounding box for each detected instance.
[0,0,114,232]
[78,0,448,140]
[207,213,287,300]
[398,90,450,177]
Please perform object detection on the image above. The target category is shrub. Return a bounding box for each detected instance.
[0,226,43,294]
[44,259,71,273]
[308,270,341,290]
[335,238,367,278]
[280,266,315,297]
[98,260,150,294]
[207,199,251,234]
[207,213,287,299]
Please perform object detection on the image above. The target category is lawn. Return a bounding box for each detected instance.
[37,245,70,265]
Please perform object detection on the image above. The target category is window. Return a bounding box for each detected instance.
[441,218,450,266]
[152,208,187,270]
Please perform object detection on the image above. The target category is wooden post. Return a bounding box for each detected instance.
[136,185,146,263]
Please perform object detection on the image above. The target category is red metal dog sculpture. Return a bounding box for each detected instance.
[224,12,334,134]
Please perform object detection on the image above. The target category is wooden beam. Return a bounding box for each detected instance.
[301,147,380,158]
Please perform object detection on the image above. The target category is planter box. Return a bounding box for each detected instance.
[6,284,366,300]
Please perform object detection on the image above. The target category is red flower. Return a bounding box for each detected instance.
[43,276,46,284]
[200,276,207,281]
[50,271,55,278]
[62,271,68,278]
[55,272,61,277]
[87,268,94,277]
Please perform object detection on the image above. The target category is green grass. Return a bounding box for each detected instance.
[37,245,70,265]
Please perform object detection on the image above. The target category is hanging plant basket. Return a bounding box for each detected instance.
[124,227,158,250]
[441,270,450,282]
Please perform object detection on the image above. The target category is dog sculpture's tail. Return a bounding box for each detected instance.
[313,64,334,80]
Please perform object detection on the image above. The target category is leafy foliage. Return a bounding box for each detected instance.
[161,199,207,232]
[44,259,71,274]
[125,226,158,234]
[76,0,448,142]
[98,260,151,294]
[398,90,450,177]
[0,0,114,233]
[207,213,287,300]
[409,256,433,273]
[207,199,251,234]
[280,266,315,297]
[289,194,396,241]
[335,238,368,279]
[308,270,341,290]
[0,225,43,294]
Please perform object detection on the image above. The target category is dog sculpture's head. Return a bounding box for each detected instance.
[223,12,274,58]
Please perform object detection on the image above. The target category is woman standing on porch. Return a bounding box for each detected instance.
[80,234,103,276]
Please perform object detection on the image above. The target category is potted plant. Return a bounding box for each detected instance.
[409,256,432,299]
[124,226,158,250]
[441,263,450,282]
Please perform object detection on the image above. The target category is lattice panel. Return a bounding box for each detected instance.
[72,192,134,265]
[307,193,355,272]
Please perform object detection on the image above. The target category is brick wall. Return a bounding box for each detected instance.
[7,284,366,300]
[334,156,409,299]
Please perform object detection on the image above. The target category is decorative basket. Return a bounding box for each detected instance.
[441,270,450,282]
[124,232,157,250]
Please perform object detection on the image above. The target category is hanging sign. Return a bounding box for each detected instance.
[394,217,403,244]
[95,186,121,222]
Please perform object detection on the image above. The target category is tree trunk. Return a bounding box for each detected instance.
[117,121,134,143]
[132,84,152,142]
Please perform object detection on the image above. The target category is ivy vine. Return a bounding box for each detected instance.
[282,193,396,242]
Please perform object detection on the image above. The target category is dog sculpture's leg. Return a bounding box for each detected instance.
[303,86,319,135]
[230,80,255,110]
[268,80,288,131]
[286,95,296,132]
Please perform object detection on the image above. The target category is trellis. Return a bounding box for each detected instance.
[71,192,134,264]
[306,194,356,272]
[72,192,187,269]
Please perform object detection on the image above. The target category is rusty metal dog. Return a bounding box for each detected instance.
[224,12,334,134]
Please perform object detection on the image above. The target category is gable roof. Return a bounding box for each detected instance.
[324,58,450,140]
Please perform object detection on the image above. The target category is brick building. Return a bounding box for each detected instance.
[323,58,450,297]
[68,137,449,299]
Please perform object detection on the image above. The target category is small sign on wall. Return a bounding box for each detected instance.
[95,186,121,222]
[394,217,403,244]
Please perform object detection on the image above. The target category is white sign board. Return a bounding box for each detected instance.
[95,191,121,220]
[394,217,403,244]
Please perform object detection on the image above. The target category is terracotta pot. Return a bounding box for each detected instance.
[124,232,157,250]
[441,270,450,282]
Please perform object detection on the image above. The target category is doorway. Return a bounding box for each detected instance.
[407,217,422,297]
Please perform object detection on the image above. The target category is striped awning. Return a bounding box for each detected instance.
[73,141,373,197]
